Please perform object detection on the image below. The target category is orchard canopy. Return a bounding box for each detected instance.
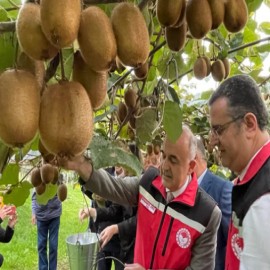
[0,0,270,206]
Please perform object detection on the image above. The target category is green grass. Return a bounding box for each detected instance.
[0,184,91,270]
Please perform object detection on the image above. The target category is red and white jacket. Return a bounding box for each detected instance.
[226,141,270,270]
[134,167,218,269]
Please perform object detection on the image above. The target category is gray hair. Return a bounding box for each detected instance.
[182,125,197,160]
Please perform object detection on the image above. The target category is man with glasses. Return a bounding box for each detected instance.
[208,74,270,270]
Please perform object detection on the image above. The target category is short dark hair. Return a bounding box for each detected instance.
[209,75,269,130]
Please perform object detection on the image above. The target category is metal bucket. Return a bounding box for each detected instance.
[66,232,100,270]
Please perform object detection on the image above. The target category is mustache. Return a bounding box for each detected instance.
[161,169,172,178]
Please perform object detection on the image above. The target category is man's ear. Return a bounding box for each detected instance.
[188,159,197,174]
[243,113,257,136]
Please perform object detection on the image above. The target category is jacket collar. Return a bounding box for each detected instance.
[239,141,270,185]
[152,173,199,207]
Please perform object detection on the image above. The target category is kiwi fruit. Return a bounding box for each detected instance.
[0,69,40,148]
[165,22,187,52]
[17,52,45,90]
[208,0,225,30]
[40,0,81,48]
[78,6,117,72]
[111,2,150,68]
[117,102,128,124]
[172,0,186,28]
[73,51,108,110]
[146,143,153,155]
[211,59,226,82]
[35,182,46,195]
[222,58,230,79]
[153,144,161,155]
[193,57,208,80]
[124,88,138,110]
[57,183,67,202]
[51,167,59,185]
[16,3,58,60]
[134,61,148,80]
[40,163,55,184]
[31,168,42,187]
[39,81,93,157]
[38,139,55,163]
[202,56,211,76]
[186,0,212,39]
[224,0,248,33]
[157,0,184,27]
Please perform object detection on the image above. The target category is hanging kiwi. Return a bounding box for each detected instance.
[78,6,117,72]
[186,0,212,39]
[208,0,225,30]
[36,182,46,195]
[165,22,187,52]
[40,163,55,184]
[57,183,68,202]
[222,58,230,79]
[73,51,108,110]
[134,61,148,80]
[16,3,58,60]
[193,57,208,80]
[0,69,40,148]
[224,0,248,33]
[111,2,150,68]
[157,0,184,27]
[39,81,93,157]
[31,168,42,187]
[211,59,226,82]
[117,102,128,124]
[40,0,81,48]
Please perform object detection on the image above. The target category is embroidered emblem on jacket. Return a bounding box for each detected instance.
[176,228,191,248]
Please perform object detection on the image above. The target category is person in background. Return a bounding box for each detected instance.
[80,167,137,267]
[32,190,62,270]
[60,125,221,270]
[208,74,270,269]
[82,193,124,270]
[0,198,17,268]
[195,137,233,270]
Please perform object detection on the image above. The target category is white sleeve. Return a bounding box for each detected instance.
[240,193,270,270]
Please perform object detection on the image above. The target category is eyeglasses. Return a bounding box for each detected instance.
[211,115,243,136]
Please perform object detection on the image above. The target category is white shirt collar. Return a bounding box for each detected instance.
[166,175,192,198]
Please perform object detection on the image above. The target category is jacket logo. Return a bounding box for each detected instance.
[231,233,243,259]
[176,228,191,249]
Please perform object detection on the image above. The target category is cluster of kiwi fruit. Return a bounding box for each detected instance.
[117,88,140,130]
[30,162,67,202]
[193,56,230,82]
[143,140,162,170]
[0,1,150,160]
[157,0,248,51]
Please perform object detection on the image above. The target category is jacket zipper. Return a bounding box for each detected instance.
[161,217,174,256]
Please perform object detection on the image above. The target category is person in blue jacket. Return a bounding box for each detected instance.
[31,191,62,270]
[195,137,233,270]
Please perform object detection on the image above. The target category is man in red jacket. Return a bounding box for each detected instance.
[59,126,221,270]
[209,74,270,270]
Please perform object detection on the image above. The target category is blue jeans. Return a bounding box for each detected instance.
[37,217,60,270]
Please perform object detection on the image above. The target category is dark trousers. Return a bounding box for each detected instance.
[0,253,3,267]
[37,217,60,270]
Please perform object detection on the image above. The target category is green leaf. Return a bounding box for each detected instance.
[246,0,263,13]
[0,33,16,71]
[3,181,32,207]
[136,108,158,144]
[36,184,58,205]
[163,101,182,143]
[89,135,143,176]
[259,22,270,35]
[0,163,19,185]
